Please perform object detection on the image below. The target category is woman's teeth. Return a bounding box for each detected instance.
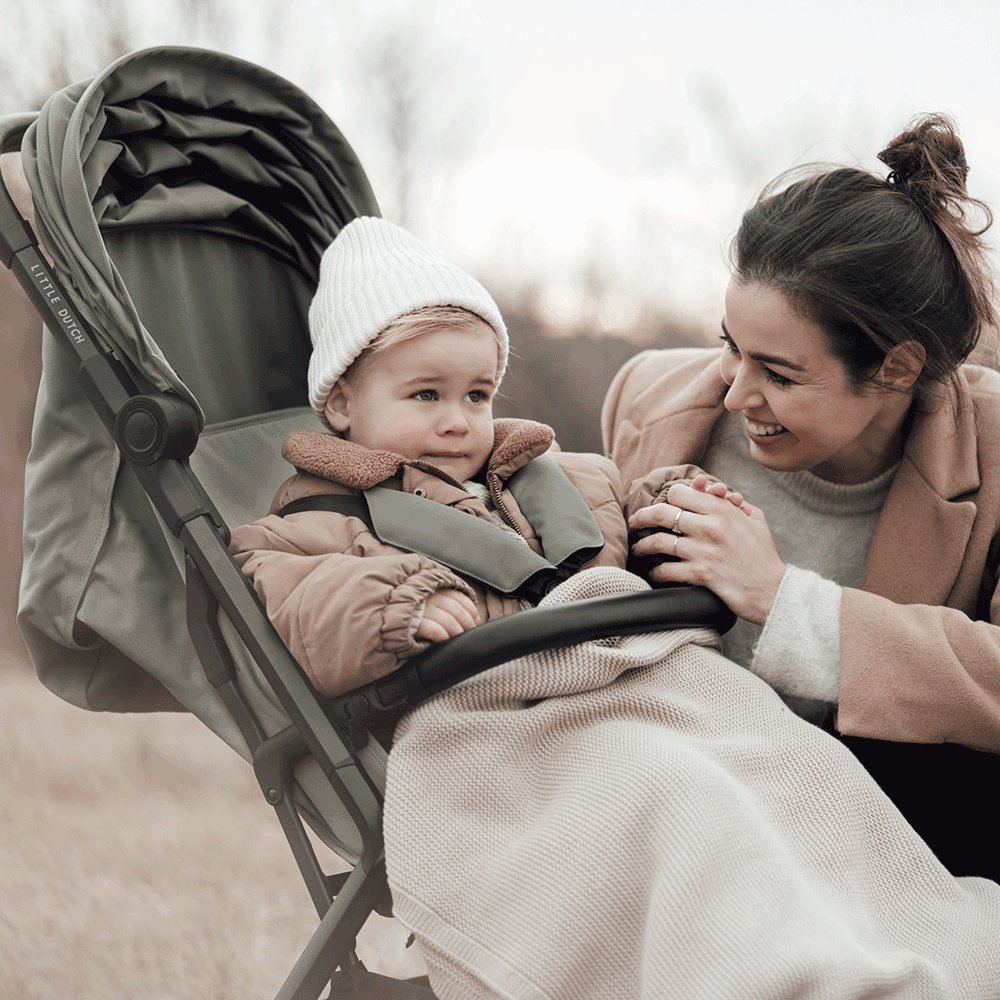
[747,419,786,437]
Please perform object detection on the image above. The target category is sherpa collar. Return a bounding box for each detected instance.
[280,417,555,491]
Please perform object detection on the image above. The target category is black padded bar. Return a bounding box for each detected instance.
[328,585,735,741]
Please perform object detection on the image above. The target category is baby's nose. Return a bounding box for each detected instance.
[439,404,470,432]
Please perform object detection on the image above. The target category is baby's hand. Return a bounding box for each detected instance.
[416,589,480,643]
[690,473,752,516]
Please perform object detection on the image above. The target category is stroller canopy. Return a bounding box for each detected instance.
[22,45,379,421]
[18,47,380,725]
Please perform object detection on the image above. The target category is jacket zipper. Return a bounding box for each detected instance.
[489,473,522,534]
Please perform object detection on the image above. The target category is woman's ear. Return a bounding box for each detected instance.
[880,340,926,391]
[324,380,352,434]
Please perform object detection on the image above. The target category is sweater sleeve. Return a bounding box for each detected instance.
[230,519,476,697]
[760,566,1000,752]
[750,566,841,703]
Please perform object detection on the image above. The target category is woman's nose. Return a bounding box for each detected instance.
[721,357,766,412]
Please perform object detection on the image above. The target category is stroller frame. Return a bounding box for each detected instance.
[2,92,733,998]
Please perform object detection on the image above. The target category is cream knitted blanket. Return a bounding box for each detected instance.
[383,568,1000,1000]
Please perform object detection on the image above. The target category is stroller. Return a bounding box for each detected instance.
[2,47,733,1000]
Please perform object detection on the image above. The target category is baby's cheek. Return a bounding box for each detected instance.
[472,425,494,459]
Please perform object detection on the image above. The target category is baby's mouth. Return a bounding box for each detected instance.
[746,419,786,437]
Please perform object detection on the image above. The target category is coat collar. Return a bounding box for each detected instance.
[862,369,981,604]
[898,368,980,501]
[279,417,555,492]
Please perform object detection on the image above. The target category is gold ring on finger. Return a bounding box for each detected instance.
[671,508,684,535]
[673,533,681,558]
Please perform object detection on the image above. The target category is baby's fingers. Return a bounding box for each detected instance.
[415,616,451,643]
[417,590,479,642]
[693,474,735,503]
[442,591,480,630]
[724,490,752,516]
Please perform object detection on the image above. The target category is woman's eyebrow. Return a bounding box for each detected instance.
[721,318,808,373]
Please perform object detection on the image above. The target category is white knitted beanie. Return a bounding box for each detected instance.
[307,217,509,420]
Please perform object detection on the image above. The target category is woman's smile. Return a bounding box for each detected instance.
[744,418,787,441]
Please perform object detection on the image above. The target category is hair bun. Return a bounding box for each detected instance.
[878,114,970,213]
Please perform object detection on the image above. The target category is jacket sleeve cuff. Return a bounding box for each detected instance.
[380,565,476,655]
[750,565,841,703]
[625,464,723,517]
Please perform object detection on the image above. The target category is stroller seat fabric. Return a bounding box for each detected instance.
[15,46,383,864]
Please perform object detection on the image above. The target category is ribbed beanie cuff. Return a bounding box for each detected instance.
[307,217,508,420]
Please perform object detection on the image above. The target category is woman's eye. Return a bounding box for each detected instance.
[413,389,437,401]
[721,332,794,387]
[763,367,794,387]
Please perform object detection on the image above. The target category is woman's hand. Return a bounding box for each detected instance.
[628,481,785,626]
[416,589,481,643]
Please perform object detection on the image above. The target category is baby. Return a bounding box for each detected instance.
[229,217,628,697]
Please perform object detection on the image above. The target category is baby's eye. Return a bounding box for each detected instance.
[465,390,491,403]
[413,389,438,402]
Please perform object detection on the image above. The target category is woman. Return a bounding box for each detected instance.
[602,114,1000,880]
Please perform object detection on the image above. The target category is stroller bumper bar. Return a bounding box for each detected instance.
[328,584,737,748]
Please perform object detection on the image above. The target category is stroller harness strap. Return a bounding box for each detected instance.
[275,456,606,602]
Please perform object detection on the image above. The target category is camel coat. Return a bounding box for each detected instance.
[602,347,1000,752]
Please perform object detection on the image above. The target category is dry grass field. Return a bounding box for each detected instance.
[0,653,426,999]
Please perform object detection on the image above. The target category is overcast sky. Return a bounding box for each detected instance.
[298,0,1000,323]
[8,0,1000,324]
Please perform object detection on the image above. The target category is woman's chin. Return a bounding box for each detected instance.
[747,432,797,466]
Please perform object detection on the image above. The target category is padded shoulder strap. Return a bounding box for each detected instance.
[273,456,607,601]
[364,487,557,596]
[506,455,605,572]
[275,489,562,599]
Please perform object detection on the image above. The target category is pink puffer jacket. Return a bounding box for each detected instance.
[229,418,628,697]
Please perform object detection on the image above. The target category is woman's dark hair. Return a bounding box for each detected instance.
[729,114,997,392]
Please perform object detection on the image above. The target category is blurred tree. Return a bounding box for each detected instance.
[494,298,709,453]
[0,0,238,114]
[0,0,131,112]
[688,70,888,204]
[352,19,487,240]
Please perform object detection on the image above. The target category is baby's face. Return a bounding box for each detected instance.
[327,323,498,483]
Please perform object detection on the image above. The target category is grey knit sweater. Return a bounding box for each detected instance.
[702,409,899,720]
